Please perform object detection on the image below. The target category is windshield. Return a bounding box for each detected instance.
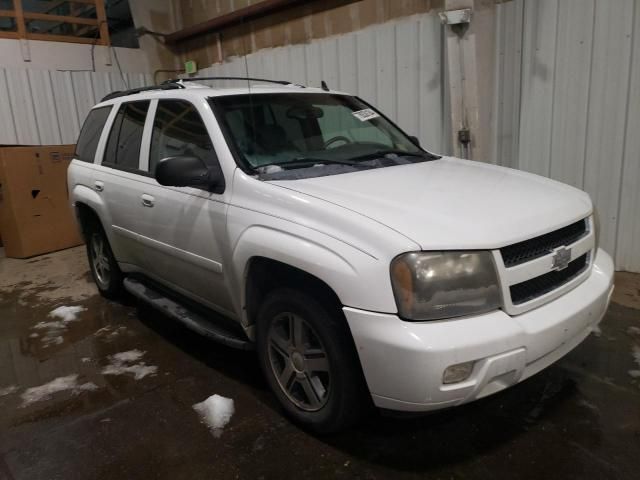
[209,93,430,175]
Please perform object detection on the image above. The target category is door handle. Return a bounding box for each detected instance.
[141,194,155,208]
[94,181,104,192]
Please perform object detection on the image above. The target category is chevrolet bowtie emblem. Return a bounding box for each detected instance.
[551,247,571,271]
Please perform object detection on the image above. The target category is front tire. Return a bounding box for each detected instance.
[256,288,368,433]
[85,219,123,300]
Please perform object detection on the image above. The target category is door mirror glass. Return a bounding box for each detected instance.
[155,156,222,190]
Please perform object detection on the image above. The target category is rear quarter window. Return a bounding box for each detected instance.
[75,106,112,163]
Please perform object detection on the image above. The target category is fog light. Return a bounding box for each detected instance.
[443,361,475,384]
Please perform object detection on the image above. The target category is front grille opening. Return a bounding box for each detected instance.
[510,254,588,305]
[501,219,588,268]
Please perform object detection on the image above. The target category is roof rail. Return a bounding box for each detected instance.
[100,83,186,102]
[162,76,305,88]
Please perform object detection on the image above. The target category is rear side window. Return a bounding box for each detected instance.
[104,101,150,172]
[75,106,111,163]
[148,99,216,175]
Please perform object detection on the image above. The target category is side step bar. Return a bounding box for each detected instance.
[124,277,253,351]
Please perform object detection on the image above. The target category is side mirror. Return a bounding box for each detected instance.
[409,135,421,147]
[155,156,223,192]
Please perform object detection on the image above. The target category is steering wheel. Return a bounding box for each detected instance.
[324,135,352,149]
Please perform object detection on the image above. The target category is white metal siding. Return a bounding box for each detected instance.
[196,13,448,154]
[495,0,640,272]
[0,68,153,145]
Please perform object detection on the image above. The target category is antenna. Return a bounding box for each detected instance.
[241,16,257,157]
[321,80,330,91]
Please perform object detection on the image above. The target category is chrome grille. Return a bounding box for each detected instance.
[509,254,589,305]
[500,219,588,268]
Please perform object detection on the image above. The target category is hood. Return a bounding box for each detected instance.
[270,157,592,250]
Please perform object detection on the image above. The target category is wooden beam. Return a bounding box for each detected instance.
[164,0,302,45]
[0,31,20,39]
[13,0,26,39]
[42,0,98,13]
[25,32,101,44]
[23,12,99,26]
[94,0,109,46]
[1,0,105,45]
[43,0,68,14]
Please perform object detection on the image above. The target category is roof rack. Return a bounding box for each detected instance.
[162,76,306,88]
[100,83,185,102]
[100,76,308,103]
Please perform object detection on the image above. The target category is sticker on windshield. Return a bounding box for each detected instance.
[352,108,380,122]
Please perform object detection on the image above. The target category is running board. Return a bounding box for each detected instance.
[123,277,253,351]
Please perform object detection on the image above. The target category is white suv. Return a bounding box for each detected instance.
[68,78,614,433]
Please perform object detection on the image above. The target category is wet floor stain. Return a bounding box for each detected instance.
[0,247,639,480]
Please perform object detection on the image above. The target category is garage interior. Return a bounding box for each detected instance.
[1,0,639,479]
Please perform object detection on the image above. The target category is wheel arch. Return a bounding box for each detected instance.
[75,201,103,238]
[231,226,362,333]
[244,256,344,331]
[72,184,110,237]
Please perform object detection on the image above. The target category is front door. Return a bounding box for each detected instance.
[133,99,234,316]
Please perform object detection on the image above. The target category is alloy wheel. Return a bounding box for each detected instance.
[267,312,331,411]
[91,233,111,289]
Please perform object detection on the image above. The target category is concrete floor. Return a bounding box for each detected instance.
[0,246,639,480]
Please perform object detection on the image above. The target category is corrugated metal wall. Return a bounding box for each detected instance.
[195,12,449,154]
[0,68,153,145]
[495,0,640,272]
[2,1,636,271]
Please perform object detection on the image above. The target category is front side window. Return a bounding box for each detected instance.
[148,99,216,175]
[75,106,111,163]
[210,93,433,179]
[103,101,150,171]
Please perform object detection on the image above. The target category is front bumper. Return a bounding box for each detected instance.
[344,248,615,412]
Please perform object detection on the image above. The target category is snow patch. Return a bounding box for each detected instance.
[629,346,640,381]
[20,375,97,406]
[34,320,66,330]
[94,325,128,341]
[628,326,640,336]
[0,385,19,397]
[49,305,86,323]
[193,394,235,438]
[257,164,283,174]
[633,345,640,367]
[577,398,599,412]
[102,350,157,380]
[45,335,64,346]
[29,305,87,348]
[112,350,144,363]
[32,321,67,347]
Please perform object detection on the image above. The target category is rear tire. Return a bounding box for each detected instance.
[85,219,123,300]
[256,288,368,434]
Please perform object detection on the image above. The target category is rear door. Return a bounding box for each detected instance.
[133,98,234,316]
[93,100,151,268]
[70,104,113,213]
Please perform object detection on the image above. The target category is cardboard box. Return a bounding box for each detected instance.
[0,145,83,258]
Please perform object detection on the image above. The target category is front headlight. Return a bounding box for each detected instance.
[390,251,502,321]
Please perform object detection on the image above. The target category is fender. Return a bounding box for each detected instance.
[71,183,117,246]
[230,225,397,324]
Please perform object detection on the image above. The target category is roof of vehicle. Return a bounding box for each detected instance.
[93,79,349,109]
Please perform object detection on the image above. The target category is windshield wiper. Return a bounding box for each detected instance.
[258,157,368,170]
[348,150,438,161]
